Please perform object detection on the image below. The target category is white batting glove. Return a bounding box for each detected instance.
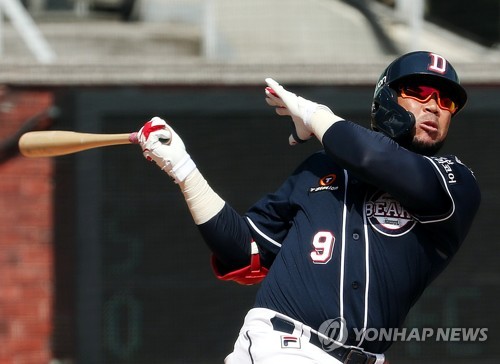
[137,117,196,183]
[265,78,327,145]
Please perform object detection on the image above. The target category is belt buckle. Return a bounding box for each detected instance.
[344,348,369,364]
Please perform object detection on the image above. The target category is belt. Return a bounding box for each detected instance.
[271,316,378,364]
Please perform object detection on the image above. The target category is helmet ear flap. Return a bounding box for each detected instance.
[371,85,415,141]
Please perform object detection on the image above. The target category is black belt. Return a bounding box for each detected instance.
[271,316,378,364]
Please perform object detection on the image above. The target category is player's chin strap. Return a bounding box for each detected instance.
[211,241,268,285]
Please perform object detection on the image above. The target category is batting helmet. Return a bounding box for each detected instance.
[371,51,467,140]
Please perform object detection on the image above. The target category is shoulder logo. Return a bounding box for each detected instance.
[431,156,458,184]
[310,174,338,193]
[365,191,416,236]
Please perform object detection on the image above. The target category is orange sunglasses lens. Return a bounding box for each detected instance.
[400,85,458,114]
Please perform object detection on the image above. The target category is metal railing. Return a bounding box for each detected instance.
[0,0,56,63]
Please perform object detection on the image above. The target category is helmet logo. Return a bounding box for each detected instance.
[428,53,447,74]
[377,75,387,89]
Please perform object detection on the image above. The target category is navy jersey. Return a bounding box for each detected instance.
[199,120,481,354]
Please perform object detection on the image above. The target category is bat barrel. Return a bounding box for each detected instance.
[19,130,138,158]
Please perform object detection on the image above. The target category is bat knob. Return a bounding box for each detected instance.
[129,132,139,144]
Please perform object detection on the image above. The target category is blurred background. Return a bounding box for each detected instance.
[0,0,499,363]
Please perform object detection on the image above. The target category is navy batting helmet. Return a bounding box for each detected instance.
[371,51,467,140]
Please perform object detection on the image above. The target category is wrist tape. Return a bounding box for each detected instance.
[168,154,197,184]
[179,168,225,225]
[310,106,344,141]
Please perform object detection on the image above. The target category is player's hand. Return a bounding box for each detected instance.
[265,78,319,145]
[137,117,196,183]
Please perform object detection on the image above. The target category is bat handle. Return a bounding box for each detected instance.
[129,132,139,144]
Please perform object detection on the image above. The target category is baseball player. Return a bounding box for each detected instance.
[136,51,481,364]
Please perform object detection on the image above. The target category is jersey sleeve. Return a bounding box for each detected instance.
[414,155,481,256]
[196,156,313,281]
[322,120,455,216]
[321,120,480,256]
[244,162,308,255]
[416,155,480,222]
[197,203,274,284]
[197,203,254,268]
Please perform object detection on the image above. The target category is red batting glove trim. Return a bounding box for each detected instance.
[141,120,165,141]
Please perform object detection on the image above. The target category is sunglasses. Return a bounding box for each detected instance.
[399,85,458,114]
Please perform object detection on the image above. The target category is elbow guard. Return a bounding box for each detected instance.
[211,241,269,285]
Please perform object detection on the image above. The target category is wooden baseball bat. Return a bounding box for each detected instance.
[18,130,139,158]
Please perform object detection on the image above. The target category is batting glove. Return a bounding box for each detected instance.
[265,78,331,145]
[137,117,196,183]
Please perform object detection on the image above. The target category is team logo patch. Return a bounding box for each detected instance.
[281,335,301,349]
[310,174,338,193]
[366,191,416,236]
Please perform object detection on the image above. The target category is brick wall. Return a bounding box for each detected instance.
[0,88,55,364]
